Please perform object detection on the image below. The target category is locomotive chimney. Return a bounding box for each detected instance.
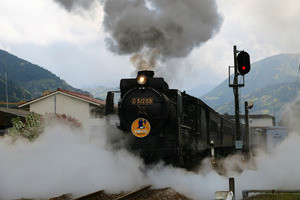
[137,70,154,78]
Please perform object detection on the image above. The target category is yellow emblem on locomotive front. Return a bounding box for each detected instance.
[131,118,151,138]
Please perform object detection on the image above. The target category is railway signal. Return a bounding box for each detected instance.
[237,51,251,75]
[228,46,251,151]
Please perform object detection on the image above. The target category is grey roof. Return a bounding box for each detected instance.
[0,107,34,118]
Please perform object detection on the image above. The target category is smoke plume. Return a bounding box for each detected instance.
[103,0,222,58]
[53,0,222,70]
[53,0,98,11]
[130,48,159,70]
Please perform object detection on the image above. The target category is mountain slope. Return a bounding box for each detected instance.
[0,77,32,103]
[201,54,300,122]
[0,49,88,103]
[82,86,119,101]
[216,81,299,120]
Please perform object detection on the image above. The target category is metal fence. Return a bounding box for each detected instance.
[242,189,300,200]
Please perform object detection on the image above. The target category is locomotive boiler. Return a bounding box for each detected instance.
[106,70,246,168]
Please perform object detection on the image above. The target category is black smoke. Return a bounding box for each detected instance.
[53,0,97,11]
[53,0,223,58]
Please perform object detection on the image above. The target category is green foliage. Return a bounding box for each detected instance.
[249,193,300,200]
[8,113,43,141]
[8,113,82,142]
[0,77,32,103]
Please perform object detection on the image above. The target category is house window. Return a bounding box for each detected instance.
[90,104,103,118]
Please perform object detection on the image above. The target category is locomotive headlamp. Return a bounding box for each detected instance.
[137,75,147,85]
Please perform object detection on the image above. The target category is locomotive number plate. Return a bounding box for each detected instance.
[132,97,153,105]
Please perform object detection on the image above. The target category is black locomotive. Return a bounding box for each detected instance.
[106,70,247,168]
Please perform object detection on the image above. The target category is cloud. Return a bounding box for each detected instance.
[1,0,300,92]
[0,0,102,46]
[216,0,300,59]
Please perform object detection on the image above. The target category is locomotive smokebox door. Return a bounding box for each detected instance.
[119,88,170,133]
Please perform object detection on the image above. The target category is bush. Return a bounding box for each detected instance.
[8,113,82,141]
[8,113,43,141]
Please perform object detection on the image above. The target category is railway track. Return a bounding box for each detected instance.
[74,190,105,200]
[74,185,152,200]
[115,185,151,200]
[51,185,192,200]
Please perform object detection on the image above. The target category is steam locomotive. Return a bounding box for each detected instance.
[106,70,247,168]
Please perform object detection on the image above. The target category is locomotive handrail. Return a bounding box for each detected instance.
[181,125,193,130]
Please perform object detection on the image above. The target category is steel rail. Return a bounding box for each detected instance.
[74,190,104,200]
[114,185,152,200]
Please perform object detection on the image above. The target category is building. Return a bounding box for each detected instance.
[224,114,288,151]
[266,126,287,151]
[225,114,275,128]
[0,107,35,135]
[247,114,275,128]
[19,88,106,131]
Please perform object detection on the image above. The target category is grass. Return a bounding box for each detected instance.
[248,193,300,200]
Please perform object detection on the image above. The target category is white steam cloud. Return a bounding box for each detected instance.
[1,94,300,199]
[0,124,146,199]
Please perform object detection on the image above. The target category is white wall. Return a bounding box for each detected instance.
[29,93,104,131]
[249,117,274,127]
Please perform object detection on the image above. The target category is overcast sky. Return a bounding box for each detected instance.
[0,0,300,91]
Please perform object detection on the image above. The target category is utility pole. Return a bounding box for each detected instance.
[233,46,241,143]
[0,53,9,108]
[4,57,8,108]
[244,101,250,153]
[245,101,254,161]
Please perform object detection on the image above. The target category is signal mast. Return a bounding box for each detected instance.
[228,45,251,151]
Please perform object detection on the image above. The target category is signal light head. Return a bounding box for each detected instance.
[137,75,147,85]
[237,51,251,75]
